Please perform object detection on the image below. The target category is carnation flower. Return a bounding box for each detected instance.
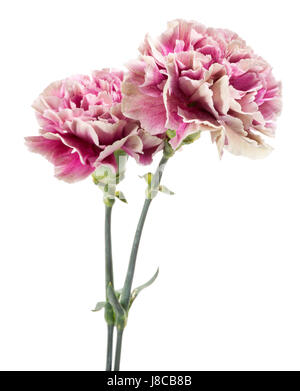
[122,19,282,158]
[26,70,162,182]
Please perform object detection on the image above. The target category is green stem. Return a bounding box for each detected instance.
[114,155,169,370]
[120,155,168,310]
[120,198,152,310]
[106,324,114,371]
[105,204,114,371]
[114,329,124,371]
[105,205,114,289]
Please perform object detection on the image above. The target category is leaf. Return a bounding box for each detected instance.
[115,289,122,299]
[92,301,106,312]
[130,268,159,308]
[115,190,128,204]
[107,283,125,318]
[107,283,127,330]
[159,185,175,196]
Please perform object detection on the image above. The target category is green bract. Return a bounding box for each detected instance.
[93,150,128,206]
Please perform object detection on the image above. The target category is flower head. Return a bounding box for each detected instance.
[26,70,162,182]
[122,19,282,158]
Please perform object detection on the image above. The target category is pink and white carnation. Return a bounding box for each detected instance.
[26,70,163,182]
[122,19,282,158]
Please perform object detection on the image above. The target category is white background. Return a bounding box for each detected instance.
[0,0,299,371]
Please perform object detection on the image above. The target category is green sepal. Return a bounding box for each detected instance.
[92,301,106,312]
[92,150,128,207]
[181,131,201,145]
[166,129,176,139]
[115,190,128,204]
[129,268,159,308]
[92,170,109,185]
[140,173,157,199]
[159,185,175,196]
[140,172,153,185]
[163,140,175,158]
[113,150,128,185]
